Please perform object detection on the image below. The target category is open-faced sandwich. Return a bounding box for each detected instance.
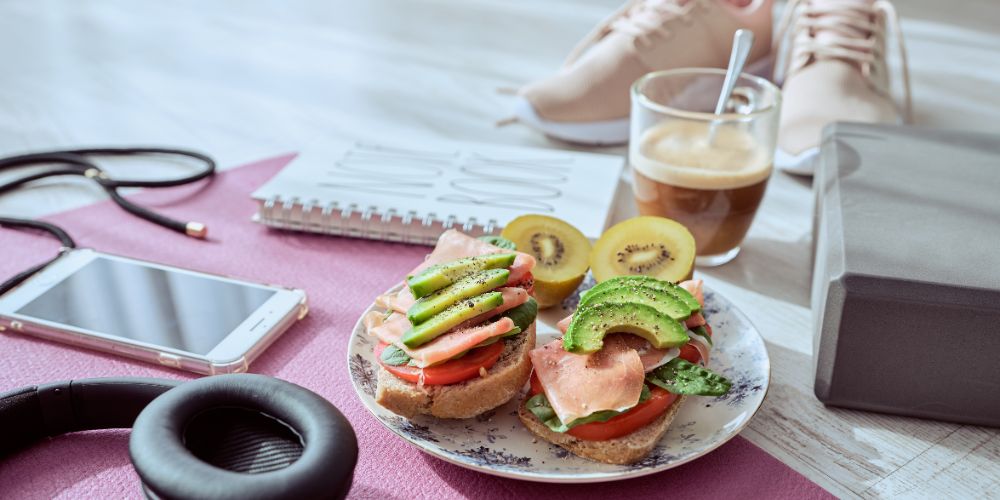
[364,230,538,419]
[518,276,732,464]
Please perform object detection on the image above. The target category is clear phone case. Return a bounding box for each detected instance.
[1,296,307,375]
[0,249,309,375]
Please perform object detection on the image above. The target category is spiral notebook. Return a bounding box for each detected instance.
[251,140,624,244]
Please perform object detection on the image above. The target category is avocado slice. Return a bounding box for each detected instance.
[584,275,700,312]
[579,285,692,321]
[406,253,516,298]
[401,291,504,348]
[563,302,689,354]
[407,269,510,325]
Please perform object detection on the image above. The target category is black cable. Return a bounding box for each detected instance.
[0,218,77,295]
[38,147,216,188]
[0,148,215,235]
[0,168,89,196]
[0,218,76,248]
[0,148,216,296]
[105,188,191,234]
[0,148,217,185]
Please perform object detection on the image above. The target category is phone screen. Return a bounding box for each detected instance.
[14,256,277,355]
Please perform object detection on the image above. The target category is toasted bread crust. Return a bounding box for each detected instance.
[375,324,536,419]
[517,393,687,464]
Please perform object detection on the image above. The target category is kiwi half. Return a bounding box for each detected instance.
[501,214,591,308]
[590,216,695,283]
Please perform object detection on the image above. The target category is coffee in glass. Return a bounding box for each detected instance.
[630,69,781,266]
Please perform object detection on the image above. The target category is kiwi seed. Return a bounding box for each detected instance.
[501,214,592,308]
[530,232,565,267]
[616,243,675,273]
[590,216,696,283]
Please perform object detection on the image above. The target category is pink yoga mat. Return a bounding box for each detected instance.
[0,155,831,499]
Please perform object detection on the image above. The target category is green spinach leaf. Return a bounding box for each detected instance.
[690,325,713,346]
[645,358,731,396]
[380,345,411,366]
[498,297,538,332]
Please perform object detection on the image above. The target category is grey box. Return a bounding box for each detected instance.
[812,123,1000,427]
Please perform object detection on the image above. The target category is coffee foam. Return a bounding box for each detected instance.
[630,120,772,190]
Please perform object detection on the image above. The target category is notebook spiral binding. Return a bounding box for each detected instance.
[255,196,499,245]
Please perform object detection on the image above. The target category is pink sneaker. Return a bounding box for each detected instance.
[510,0,773,145]
[774,0,912,175]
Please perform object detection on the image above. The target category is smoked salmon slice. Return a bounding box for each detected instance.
[679,279,707,328]
[452,287,529,330]
[529,337,646,424]
[368,313,516,368]
[679,279,705,307]
[367,287,526,366]
[555,316,676,372]
[375,287,416,313]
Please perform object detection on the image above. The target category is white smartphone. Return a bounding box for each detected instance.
[0,248,308,375]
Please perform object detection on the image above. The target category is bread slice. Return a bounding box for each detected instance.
[375,324,536,419]
[517,393,688,465]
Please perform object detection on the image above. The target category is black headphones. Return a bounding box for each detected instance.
[0,374,358,499]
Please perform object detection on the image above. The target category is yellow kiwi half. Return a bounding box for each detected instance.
[501,214,591,308]
[590,216,695,283]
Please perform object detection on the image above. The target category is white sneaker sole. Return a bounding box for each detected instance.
[775,146,819,176]
[512,97,629,146]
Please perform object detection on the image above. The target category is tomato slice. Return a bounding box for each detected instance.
[679,324,712,364]
[529,371,677,441]
[678,343,701,364]
[375,341,504,386]
[530,371,544,396]
[567,387,678,441]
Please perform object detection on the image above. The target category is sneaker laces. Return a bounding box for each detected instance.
[773,0,912,122]
[564,0,694,66]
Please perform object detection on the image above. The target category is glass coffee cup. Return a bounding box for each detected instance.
[630,68,781,266]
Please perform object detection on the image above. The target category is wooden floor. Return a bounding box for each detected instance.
[2,1,1000,498]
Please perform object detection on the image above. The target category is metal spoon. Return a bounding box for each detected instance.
[710,29,755,143]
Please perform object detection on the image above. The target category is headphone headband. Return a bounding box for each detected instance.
[0,377,177,457]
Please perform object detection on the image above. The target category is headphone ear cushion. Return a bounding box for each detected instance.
[129,374,357,500]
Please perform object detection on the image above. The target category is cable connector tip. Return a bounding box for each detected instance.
[185,222,207,238]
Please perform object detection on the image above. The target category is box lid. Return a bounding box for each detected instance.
[818,123,1000,296]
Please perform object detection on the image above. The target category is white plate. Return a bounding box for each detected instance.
[347,277,770,483]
